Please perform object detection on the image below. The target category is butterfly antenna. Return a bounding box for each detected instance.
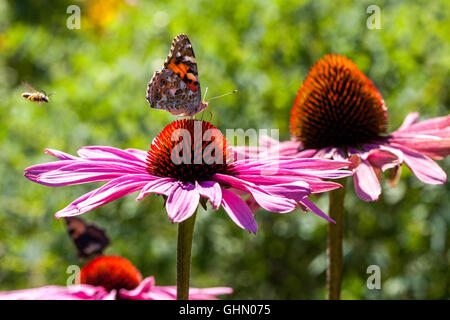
[203,87,209,102]
[200,87,209,122]
[207,89,238,102]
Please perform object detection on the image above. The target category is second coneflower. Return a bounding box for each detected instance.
[238,54,449,300]
[269,54,449,201]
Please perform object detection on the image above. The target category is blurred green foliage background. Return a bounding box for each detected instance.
[0,0,449,299]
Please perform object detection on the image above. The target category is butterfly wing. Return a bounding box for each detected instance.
[146,34,207,116]
[147,69,207,116]
[65,217,110,259]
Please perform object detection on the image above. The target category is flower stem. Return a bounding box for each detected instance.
[176,210,197,300]
[326,178,347,300]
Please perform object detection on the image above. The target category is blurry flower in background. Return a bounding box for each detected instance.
[0,255,232,300]
[24,119,352,232]
[246,54,449,201]
[84,0,137,32]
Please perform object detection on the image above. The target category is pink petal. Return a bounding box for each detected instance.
[397,112,419,131]
[166,182,200,223]
[234,174,342,193]
[396,114,450,134]
[391,144,447,184]
[252,181,310,202]
[195,181,222,210]
[118,277,155,300]
[125,148,149,162]
[353,160,381,201]
[389,137,450,160]
[32,161,147,187]
[118,276,232,300]
[367,149,400,171]
[77,146,147,168]
[237,157,350,172]
[214,174,297,213]
[185,287,234,300]
[300,198,335,223]
[0,285,111,300]
[55,175,152,218]
[221,189,257,233]
[136,178,176,200]
[25,160,76,182]
[45,149,79,160]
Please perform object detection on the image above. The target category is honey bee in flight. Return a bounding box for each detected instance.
[21,82,54,104]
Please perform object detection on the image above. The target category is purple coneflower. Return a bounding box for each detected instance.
[0,255,232,300]
[262,54,449,201]
[235,54,449,300]
[24,119,351,230]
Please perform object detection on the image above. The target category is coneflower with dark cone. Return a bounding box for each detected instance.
[290,54,388,150]
[236,53,449,300]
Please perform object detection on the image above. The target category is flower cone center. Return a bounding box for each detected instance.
[147,119,235,182]
[80,256,142,292]
[290,54,388,149]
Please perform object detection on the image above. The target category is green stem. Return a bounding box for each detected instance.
[326,178,347,300]
[176,210,197,300]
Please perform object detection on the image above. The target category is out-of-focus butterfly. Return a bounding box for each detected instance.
[65,217,110,259]
[21,82,54,104]
[146,34,237,117]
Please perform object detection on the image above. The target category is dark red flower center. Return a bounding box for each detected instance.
[80,255,142,292]
[290,54,388,149]
[146,119,235,183]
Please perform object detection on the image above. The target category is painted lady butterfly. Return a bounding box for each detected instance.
[65,217,110,259]
[146,34,208,117]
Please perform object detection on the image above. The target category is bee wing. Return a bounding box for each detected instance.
[22,81,38,93]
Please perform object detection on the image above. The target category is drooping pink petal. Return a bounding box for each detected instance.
[221,189,257,233]
[166,182,200,223]
[136,177,176,200]
[214,174,298,213]
[367,149,400,171]
[195,181,222,210]
[246,187,299,213]
[390,144,447,184]
[300,198,335,223]
[296,178,343,193]
[353,160,381,201]
[55,175,153,218]
[234,174,342,193]
[250,181,310,203]
[236,157,350,172]
[245,195,261,213]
